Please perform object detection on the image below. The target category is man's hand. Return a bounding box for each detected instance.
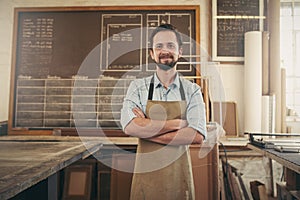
[132,107,146,118]
[177,119,188,129]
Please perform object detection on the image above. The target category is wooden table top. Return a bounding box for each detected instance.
[0,136,103,199]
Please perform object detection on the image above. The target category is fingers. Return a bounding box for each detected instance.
[132,107,145,118]
[174,119,188,129]
[181,120,188,128]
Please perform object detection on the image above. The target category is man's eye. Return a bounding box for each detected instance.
[155,44,163,49]
[167,44,176,49]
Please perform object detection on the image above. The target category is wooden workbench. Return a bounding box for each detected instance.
[247,144,300,174]
[0,135,103,199]
[247,143,300,197]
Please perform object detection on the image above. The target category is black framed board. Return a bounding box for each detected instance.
[9,6,200,134]
[212,0,265,61]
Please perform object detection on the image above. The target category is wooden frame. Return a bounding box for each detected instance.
[212,101,238,137]
[212,0,265,62]
[97,170,111,200]
[63,165,93,200]
[8,6,200,135]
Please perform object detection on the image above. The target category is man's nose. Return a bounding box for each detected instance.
[161,47,169,52]
[161,45,172,52]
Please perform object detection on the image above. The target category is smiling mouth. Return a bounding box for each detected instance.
[159,54,173,63]
[159,54,173,59]
[160,58,171,64]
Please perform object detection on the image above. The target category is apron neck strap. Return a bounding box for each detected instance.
[148,75,186,100]
[148,77,155,100]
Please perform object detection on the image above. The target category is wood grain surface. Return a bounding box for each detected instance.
[0,136,103,199]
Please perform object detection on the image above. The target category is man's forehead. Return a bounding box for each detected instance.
[153,31,177,43]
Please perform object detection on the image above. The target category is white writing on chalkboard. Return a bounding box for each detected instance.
[21,18,54,70]
[217,0,260,16]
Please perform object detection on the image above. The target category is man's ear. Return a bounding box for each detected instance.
[149,49,154,59]
[178,47,183,58]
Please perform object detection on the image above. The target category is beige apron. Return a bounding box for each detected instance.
[130,76,195,200]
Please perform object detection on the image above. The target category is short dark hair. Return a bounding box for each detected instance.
[149,24,183,49]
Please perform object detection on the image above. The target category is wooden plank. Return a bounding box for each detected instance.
[212,102,238,137]
[190,144,219,200]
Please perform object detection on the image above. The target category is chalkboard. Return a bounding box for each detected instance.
[212,0,264,61]
[9,6,200,134]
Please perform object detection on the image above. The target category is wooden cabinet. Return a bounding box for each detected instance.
[96,148,136,200]
[190,144,219,200]
[110,154,135,200]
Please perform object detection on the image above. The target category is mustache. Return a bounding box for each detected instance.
[159,53,174,60]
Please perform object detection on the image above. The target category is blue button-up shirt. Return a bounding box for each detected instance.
[120,73,207,138]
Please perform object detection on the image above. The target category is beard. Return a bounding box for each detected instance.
[157,62,177,71]
[155,53,178,71]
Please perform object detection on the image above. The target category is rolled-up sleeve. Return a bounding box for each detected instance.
[186,84,207,139]
[120,80,142,131]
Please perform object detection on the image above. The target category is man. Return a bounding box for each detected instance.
[120,24,207,200]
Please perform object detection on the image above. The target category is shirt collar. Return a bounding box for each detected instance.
[153,72,180,89]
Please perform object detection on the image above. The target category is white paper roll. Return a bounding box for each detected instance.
[261,95,270,133]
[281,68,287,132]
[244,31,262,133]
[261,95,275,133]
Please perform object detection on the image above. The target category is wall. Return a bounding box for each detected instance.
[0,0,245,134]
[217,64,245,134]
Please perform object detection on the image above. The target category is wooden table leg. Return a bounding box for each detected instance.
[48,172,58,200]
